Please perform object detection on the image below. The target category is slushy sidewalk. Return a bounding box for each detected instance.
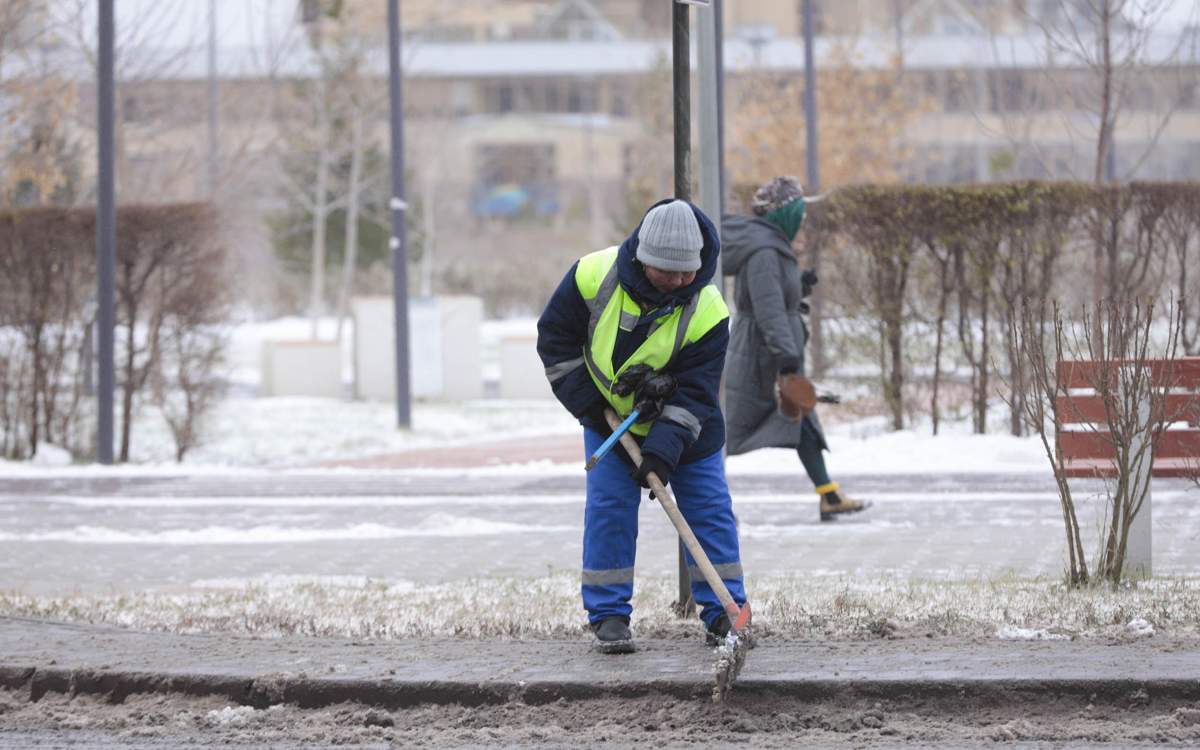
[4,616,1199,708]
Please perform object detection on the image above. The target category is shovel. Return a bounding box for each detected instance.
[585,408,640,470]
[603,408,752,702]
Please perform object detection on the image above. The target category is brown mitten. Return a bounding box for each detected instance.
[775,373,817,421]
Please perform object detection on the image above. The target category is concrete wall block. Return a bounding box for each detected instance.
[260,340,343,398]
[352,295,483,402]
[500,334,553,399]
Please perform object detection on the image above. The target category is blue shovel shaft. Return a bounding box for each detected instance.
[585,409,640,470]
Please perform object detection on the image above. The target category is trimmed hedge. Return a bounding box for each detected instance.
[800,181,1200,433]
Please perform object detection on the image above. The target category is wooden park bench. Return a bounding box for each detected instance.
[1055,356,1200,576]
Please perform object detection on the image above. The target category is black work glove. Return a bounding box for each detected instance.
[632,372,677,423]
[800,268,819,298]
[613,363,654,398]
[631,452,672,490]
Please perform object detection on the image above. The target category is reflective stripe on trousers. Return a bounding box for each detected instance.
[581,427,746,627]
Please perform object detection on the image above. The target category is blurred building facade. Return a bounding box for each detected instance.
[70,0,1200,199]
[17,0,1199,310]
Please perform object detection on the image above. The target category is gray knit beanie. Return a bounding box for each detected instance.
[636,200,704,272]
[752,175,805,216]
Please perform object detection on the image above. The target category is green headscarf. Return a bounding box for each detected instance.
[763,197,807,243]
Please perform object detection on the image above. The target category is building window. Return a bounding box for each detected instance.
[610,80,629,117]
[474,142,559,217]
[566,81,597,113]
[449,82,473,116]
[483,82,515,114]
[990,70,1030,113]
[546,80,562,112]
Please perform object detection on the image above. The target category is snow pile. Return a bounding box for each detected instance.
[1126,617,1156,637]
[29,443,72,466]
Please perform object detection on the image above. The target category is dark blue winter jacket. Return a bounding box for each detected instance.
[536,199,729,470]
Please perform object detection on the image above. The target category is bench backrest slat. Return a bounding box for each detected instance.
[1058,429,1200,460]
[1056,358,1200,390]
[1056,393,1200,425]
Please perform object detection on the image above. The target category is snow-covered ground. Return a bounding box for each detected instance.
[0,396,1051,475]
[2,314,1052,474]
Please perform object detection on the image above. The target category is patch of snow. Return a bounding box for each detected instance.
[206,706,258,726]
[996,626,1071,641]
[189,575,417,592]
[1126,617,1155,636]
[726,419,1050,476]
[30,443,72,466]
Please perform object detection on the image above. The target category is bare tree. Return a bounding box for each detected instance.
[0,1,83,207]
[1016,1,1197,305]
[1161,184,1200,355]
[1008,299,1090,584]
[269,2,396,329]
[1009,295,1184,585]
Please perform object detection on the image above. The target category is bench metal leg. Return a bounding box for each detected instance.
[1126,484,1152,578]
[1126,387,1153,579]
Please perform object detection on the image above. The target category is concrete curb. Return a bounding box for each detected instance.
[5,665,1200,709]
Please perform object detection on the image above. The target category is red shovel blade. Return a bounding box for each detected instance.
[725,601,751,634]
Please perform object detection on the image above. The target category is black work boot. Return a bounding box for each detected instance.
[591,616,635,654]
[705,613,731,647]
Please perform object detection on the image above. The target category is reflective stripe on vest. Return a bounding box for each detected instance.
[574,247,728,436]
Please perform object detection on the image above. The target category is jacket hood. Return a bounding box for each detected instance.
[617,198,721,308]
[719,214,797,277]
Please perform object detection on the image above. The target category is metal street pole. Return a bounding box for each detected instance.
[671,0,693,617]
[96,0,115,464]
[801,0,826,377]
[673,2,691,201]
[387,0,412,428]
[696,0,721,274]
[714,0,725,219]
[206,0,219,196]
[802,0,819,194]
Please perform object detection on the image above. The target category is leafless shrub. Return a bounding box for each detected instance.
[146,222,230,462]
[0,208,93,459]
[151,324,227,463]
[0,204,227,462]
[1009,296,1183,586]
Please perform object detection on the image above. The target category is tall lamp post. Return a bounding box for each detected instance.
[801,0,825,376]
[670,0,693,616]
[96,0,115,464]
[387,0,412,428]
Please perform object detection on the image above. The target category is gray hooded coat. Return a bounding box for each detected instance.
[721,214,827,455]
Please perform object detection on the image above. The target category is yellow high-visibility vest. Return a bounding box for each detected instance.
[574,247,728,436]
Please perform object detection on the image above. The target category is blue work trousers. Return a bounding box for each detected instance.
[580,427,746,628]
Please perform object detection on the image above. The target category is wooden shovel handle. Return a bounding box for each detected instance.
[604,409,746,626]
